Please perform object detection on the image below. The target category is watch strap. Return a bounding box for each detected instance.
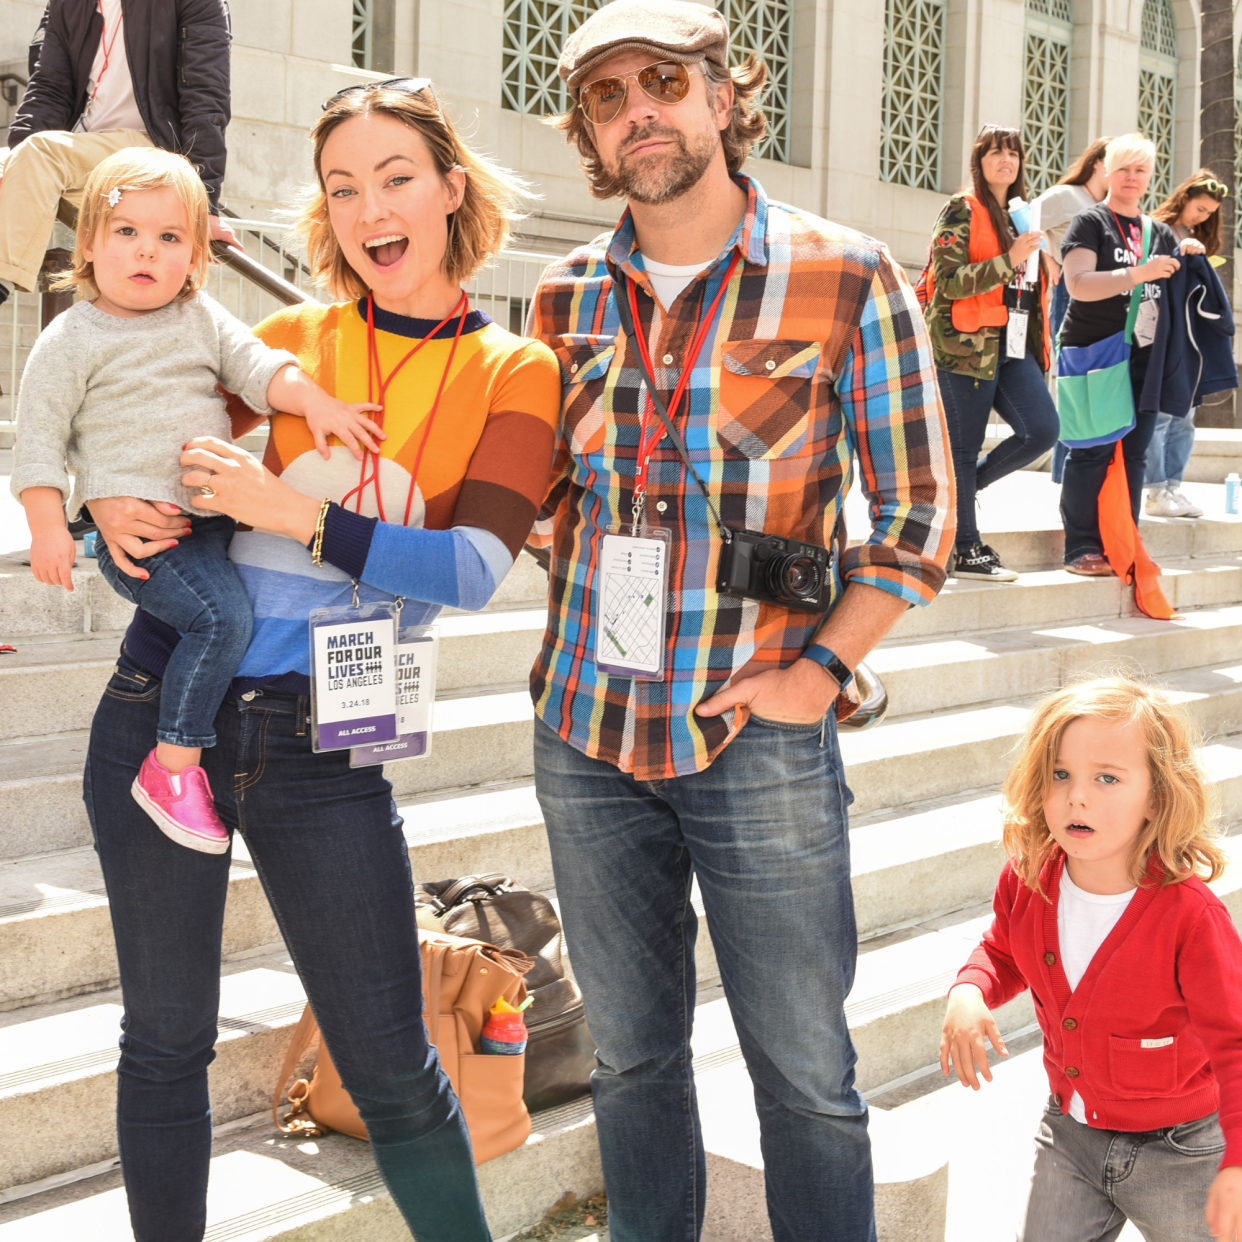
[803,645,854,689]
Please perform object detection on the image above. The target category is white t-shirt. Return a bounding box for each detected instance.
[643,257,712,310]
[74,0,146,136]
[1058,869,1137,1123]
[1033,183,1095,258]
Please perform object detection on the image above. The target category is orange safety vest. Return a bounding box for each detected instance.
[950,195,1009,333]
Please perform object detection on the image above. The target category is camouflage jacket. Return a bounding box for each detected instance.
[925,194,1048,380]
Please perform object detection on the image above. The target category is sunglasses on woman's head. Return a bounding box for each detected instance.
[322,76,441,114]
[1190,178,1229,199]
[578,61,695,126]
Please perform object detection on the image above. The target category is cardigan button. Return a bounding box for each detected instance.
[1044,952,1056,966]
[1065,1066,1080,1078]
[1063,1018,1077,1030]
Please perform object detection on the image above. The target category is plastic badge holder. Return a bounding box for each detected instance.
[593,524,671,681]
[308,600,400,752]
[351,624,438,766]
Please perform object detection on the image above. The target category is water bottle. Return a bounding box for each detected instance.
[82,531,98,558]
[1227,473,1240,515]
[481,996,532,1055]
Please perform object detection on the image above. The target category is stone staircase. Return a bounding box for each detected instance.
[1,469,1241,1240]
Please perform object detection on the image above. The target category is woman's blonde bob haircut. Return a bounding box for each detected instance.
[1104,132,1157,176]
[58,146,211,301]
[300,84,528,299]
[1001,675,1224,896]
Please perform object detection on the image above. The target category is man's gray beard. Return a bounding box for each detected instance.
[612,125,719,206]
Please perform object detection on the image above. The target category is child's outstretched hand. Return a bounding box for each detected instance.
[303,397,386,462]
[1207,1166,1242,1240]
[940,983,1008,1089]
[30,525,77,592]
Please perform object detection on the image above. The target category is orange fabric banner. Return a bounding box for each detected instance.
[1098,442,1178,620]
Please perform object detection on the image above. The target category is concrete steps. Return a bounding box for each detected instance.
[1184,428,1242,484]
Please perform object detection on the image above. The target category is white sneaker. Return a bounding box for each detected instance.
[1167,486,1203,518]
[1145,487,1193,518]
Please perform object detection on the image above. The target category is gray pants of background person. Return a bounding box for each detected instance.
[1018,1098,1223,1241]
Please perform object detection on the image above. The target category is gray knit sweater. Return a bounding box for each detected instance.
[11,292,297,520]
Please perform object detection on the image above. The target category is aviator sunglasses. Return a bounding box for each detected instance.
[322,76,443,114]
[578,61,696,126]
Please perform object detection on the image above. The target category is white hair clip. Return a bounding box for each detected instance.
[107,187,122,208]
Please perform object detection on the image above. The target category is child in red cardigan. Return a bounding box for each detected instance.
[941,676,1242,1241]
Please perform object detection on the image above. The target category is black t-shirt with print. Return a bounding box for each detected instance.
[1059,201,1180,348]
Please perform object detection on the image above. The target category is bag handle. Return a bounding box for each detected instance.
[425,939,446,1047]
[272,1004,324,1135]
[1123,214,1153,345]
[431,873,514,913]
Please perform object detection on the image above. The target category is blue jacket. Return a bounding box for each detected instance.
[1139,253,1237,418]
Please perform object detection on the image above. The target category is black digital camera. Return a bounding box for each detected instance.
[716,530,830,613]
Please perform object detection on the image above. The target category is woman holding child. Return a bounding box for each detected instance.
[56,83,559,1241]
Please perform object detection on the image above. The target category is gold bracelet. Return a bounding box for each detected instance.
[310,498,331,567]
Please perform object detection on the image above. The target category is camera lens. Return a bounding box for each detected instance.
[766,553,822,602]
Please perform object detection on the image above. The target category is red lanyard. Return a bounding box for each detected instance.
[626,251,740,503]
[341,292,469,525]
[1108,207,1142,267]
[91,0,124,103]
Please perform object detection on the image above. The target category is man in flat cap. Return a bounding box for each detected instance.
[526,2,955,1237]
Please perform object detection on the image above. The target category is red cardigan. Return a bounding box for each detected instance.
[956,853,1242,1167]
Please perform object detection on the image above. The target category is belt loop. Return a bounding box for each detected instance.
[820,715,827,750]
[296,694,308,737]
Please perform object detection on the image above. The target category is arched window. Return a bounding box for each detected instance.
[500,0,793,164]
[881,0,946,190]
[1022,0,1073,195]
[1138,0,1177,202]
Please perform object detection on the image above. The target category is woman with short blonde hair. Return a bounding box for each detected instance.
[81,79,562,1241]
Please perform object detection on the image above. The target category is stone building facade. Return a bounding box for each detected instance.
[0,0,1229,270]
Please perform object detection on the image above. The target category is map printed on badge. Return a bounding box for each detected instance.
[310,611,399,751]
[594,531,669,679]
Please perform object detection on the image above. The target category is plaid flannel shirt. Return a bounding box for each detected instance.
[528,175,955,780]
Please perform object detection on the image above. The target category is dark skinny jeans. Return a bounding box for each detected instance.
[1060,350,1157,563]
[936,349,1060,548]
[83,652,491,1242]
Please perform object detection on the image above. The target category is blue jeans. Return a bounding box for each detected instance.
[94,515,252,749]
[533,716,875,1242]
[1144,409,1197,488]
[83,653,489,1242]
[1060,353,1159,562]
[937,352,1060,547]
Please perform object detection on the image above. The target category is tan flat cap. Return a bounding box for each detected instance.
[559,0,730,95]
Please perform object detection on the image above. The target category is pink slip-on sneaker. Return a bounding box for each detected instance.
[131,749,229,854]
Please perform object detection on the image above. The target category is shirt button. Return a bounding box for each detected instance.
[662,353,674,365]
[765,359,777,371]
[1044,952,1056,966]
[1063,1018,1077,1030]
[570,362,579,374]
[656,501,667,512]
[1065,1066,1080,1078]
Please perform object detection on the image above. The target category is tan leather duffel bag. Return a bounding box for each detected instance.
[272,929,535,1165]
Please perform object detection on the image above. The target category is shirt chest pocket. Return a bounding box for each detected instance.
[716,339,823,460]
[1108,1034,1179,1097]
[553,336,615,459]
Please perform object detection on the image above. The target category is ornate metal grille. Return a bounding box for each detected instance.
[1137,0,1176,204]
[500,0,792,164]
[881,0,946,191]
[718,0,792,163]
[1022,0,1072,197]
[1235,38,1242,248]
[352,0,373,70]
[1140,0,1177,60]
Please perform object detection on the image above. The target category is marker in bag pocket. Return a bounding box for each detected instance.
[1141,1037,1174,1048]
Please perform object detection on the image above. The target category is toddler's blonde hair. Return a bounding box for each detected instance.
[1001,676,1224,895]
[58,146,212,301]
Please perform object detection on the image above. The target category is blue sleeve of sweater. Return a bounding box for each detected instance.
[312,503,514,611]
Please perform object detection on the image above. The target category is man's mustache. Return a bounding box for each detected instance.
[617,126,685,158]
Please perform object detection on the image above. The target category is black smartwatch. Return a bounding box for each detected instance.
[802,645,854,690]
